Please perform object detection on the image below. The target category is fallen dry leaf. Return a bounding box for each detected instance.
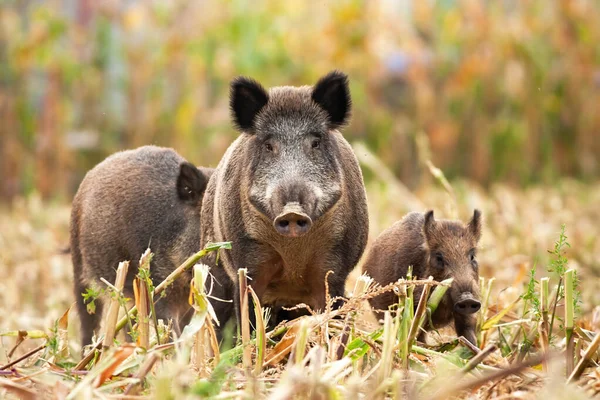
[93,345,136,388]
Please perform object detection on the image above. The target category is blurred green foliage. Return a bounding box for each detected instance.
[0,0,599,201]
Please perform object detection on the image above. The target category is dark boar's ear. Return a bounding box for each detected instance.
[423,210,435,241]
[177,162,208,204]
[311,70,351,129]
[230,77,269,132]
[468,209,482,241]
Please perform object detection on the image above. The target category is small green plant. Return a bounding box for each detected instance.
[521,264,541,319]
[82,286,105,315]
[547,224,571,341]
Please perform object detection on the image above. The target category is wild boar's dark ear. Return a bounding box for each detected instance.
[230,77,269,132]
[177,162,208,204]
[311,70,352,129]
[468,209,482,241]
[423,210,435,241]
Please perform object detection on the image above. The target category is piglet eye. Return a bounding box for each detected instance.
[435,253,445,266]
[311,139,321,149]
[469,249,476,262]
[265,143,273,152]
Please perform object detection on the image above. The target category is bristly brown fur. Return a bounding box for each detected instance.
[70,145,213,345]
[201,71,369,333]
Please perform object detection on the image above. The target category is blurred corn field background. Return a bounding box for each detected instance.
[1,0,599,202]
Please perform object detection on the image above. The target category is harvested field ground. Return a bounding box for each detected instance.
[1,176,600,399]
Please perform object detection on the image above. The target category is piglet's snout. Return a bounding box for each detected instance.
[454,292,481,315]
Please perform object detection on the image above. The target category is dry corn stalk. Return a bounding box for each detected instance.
[101,261,129,358]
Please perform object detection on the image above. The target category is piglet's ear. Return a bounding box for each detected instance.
[230,77,269,132]
[311,70,352,129]
[177,162,208,204]
[423,210,435,241]
[468,209,482,242]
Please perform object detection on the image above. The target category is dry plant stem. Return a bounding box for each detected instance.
[77,248,216,369]
[428,353,551,400]
[248,286,266,376]
[508,300,528,350]
[7,332,27,358]
[139,249,161,345]
[574,336,583,366]
[293,319,310,366]
[193,326,207,376]
[74,341,101,370]
[134,278,150,349]
[540,277,550,372]
[565,268,575,376]
[191,263,209,373]
[378,312,395,386]
[408,279,432,346]
[335,316,351,361]
[516,328,538,364]
[462,344,497,375]
[334,275,371,361]
[0,343,46,370]
[123,352,160,395]
[214,324,285,367]
[116,248,214,333]
[549,277,562,340]
[399,285,413,370]
[478,277,495,346]
[568,330,600,382]
[101,261,129,359]
[206,317,221,365]
[238,268,251,371]
[459,336,481,354]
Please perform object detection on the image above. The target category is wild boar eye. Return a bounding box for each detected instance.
[265,142,273,152]
[435,252,445,266]
[311,139,321,149]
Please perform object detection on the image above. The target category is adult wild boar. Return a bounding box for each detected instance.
[201,71,369,329]
[363,210,482,346]
[70,145,213,345]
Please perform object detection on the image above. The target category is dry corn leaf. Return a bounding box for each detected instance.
[93,345,135,388]
[0,379,37,400]
[486,304,520,322]
[481,298,521,331]
[249,286,266,375]
[265,316,316,367]
[57,304,72,330]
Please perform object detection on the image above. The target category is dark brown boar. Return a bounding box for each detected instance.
[200,71,369,331]
[70,145,213,345]
[363,210,482,346]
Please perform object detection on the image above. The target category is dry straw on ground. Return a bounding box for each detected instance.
[1,153,600,398]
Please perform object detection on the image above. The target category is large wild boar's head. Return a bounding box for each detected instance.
[230,71,351,238]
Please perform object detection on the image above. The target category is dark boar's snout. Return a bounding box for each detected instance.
[274,203,313,237]
[453,292,481,315]
[270,179,319,237]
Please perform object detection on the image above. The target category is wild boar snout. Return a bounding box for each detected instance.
[453,292,481,315]
[269,179,319,237]
[274,203,313,237]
